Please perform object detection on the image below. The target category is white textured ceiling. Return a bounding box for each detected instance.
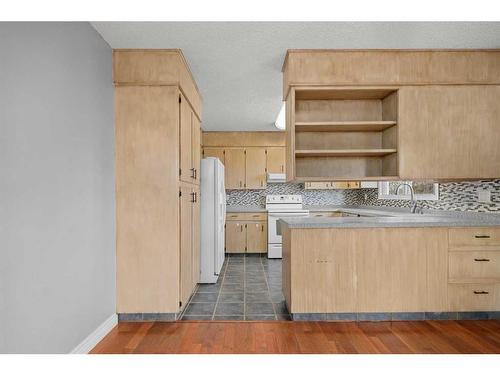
[91,22,500,131]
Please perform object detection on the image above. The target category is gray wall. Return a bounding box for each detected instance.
[0,23,115,353]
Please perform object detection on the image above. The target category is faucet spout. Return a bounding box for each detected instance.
[396,183,418,214]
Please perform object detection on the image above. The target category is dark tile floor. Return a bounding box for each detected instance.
[180,254,290,321]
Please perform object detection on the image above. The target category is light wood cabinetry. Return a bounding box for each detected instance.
[304,181,361,189]
[245,148,267,189]
[115,50,202,315]
[283,50,500,181]
[202,132,286,190]
[246,222,268,253]
[225,221,247,253]
[447,227,500,311]
[192,114,201,185]
[202,147,225,164]
[398,86,500,180]
[282,227,449,313]
[224,148,246,189]
[266,147,286,174]
[225,213,267,253]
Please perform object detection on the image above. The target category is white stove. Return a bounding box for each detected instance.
[266,195,309,258]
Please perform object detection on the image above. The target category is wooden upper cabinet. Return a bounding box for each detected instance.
[398,85,500,180]
[224,148,246,189]
[191,113,201,185]
[266,147,286,174]
[246,148,267,189]
[113,50,202,118]
[179,94,193,183]
[282,50,500,99]
[203,147,225,164]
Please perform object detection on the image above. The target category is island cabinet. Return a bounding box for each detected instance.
[282,227,448,314]
[283,50,500,181]
[114,50,202,317]
[283,225,500,316]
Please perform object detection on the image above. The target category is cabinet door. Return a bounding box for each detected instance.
[399,86,500,179]
[179,94,193,183]
[203,147,225,164]
[266,147,286,174]
[245,148,267,189]
[180,185,193,308]
[304,182,331,189]
[246,222,267,253]
[192,186,201,287]
[191,114,201,185]
[225,221,246,253]
[225,148,246,189]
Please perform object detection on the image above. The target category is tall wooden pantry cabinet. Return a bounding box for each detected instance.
[114,50,202,319]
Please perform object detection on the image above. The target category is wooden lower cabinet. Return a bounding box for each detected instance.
[448,283,500,311]
[180,184,200,308]
[225,213,267,253]
[225,221,246,253]
[246,222,267,253]
[282,227,452,314]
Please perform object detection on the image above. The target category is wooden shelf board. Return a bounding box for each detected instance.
[295,176,399,182]
[294,87,398,100]
[295,121,397,132]
[295,149,398,157]
[448,278,500,284]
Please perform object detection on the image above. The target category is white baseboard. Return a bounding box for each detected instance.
[70,313,118,354]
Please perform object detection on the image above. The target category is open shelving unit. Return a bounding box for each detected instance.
[291,86,399,181]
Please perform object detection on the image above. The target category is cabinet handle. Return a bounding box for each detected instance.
[475,235,491,239]
[190,192,196,203]
[190,168,196,178]
[261,225,264,232]
[281,165,284,172]
[241,225,243,232]
[474,258,490,262]
[473,290,489,295]
[194,192,197,202]
[194,169,197,180]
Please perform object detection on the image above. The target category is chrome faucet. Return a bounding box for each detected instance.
[395,183,421,214]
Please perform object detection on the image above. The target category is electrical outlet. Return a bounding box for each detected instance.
[477,189,491,203]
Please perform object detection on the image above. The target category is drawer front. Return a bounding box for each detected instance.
[226,212,266,221]
[448,283,499,311]
[309,211,342,218]
[449,251,500,280]
[449,228,500,249]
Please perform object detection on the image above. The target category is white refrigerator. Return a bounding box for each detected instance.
[200,157,226,283]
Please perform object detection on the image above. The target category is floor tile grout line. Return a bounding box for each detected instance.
[212,257,228,320]
[261,255,278,320]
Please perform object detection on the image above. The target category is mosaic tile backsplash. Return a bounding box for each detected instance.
[226,179,500,213]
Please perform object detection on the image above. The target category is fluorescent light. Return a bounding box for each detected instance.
[274,102,285,130]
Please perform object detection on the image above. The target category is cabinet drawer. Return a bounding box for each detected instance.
[448,283,500,311]
[309,211,342,218]
[226,212,266,221]
[449,251,500,281]
[449,228,500,250]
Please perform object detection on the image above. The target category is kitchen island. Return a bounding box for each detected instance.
[279,209,500,321]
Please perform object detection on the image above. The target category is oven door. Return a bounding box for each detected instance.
[267,211,309,244]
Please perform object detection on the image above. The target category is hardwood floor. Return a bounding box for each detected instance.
[91,320,500,354]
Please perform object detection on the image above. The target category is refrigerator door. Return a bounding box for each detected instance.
[214,159,226,275]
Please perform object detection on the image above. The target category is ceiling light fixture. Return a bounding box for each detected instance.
[274,102,285,130]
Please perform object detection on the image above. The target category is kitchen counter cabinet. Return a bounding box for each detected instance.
[282,226,500,316]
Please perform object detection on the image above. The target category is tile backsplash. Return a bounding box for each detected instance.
[226,183,361,206]
[363,179,500,213]
[226,179,500,213]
